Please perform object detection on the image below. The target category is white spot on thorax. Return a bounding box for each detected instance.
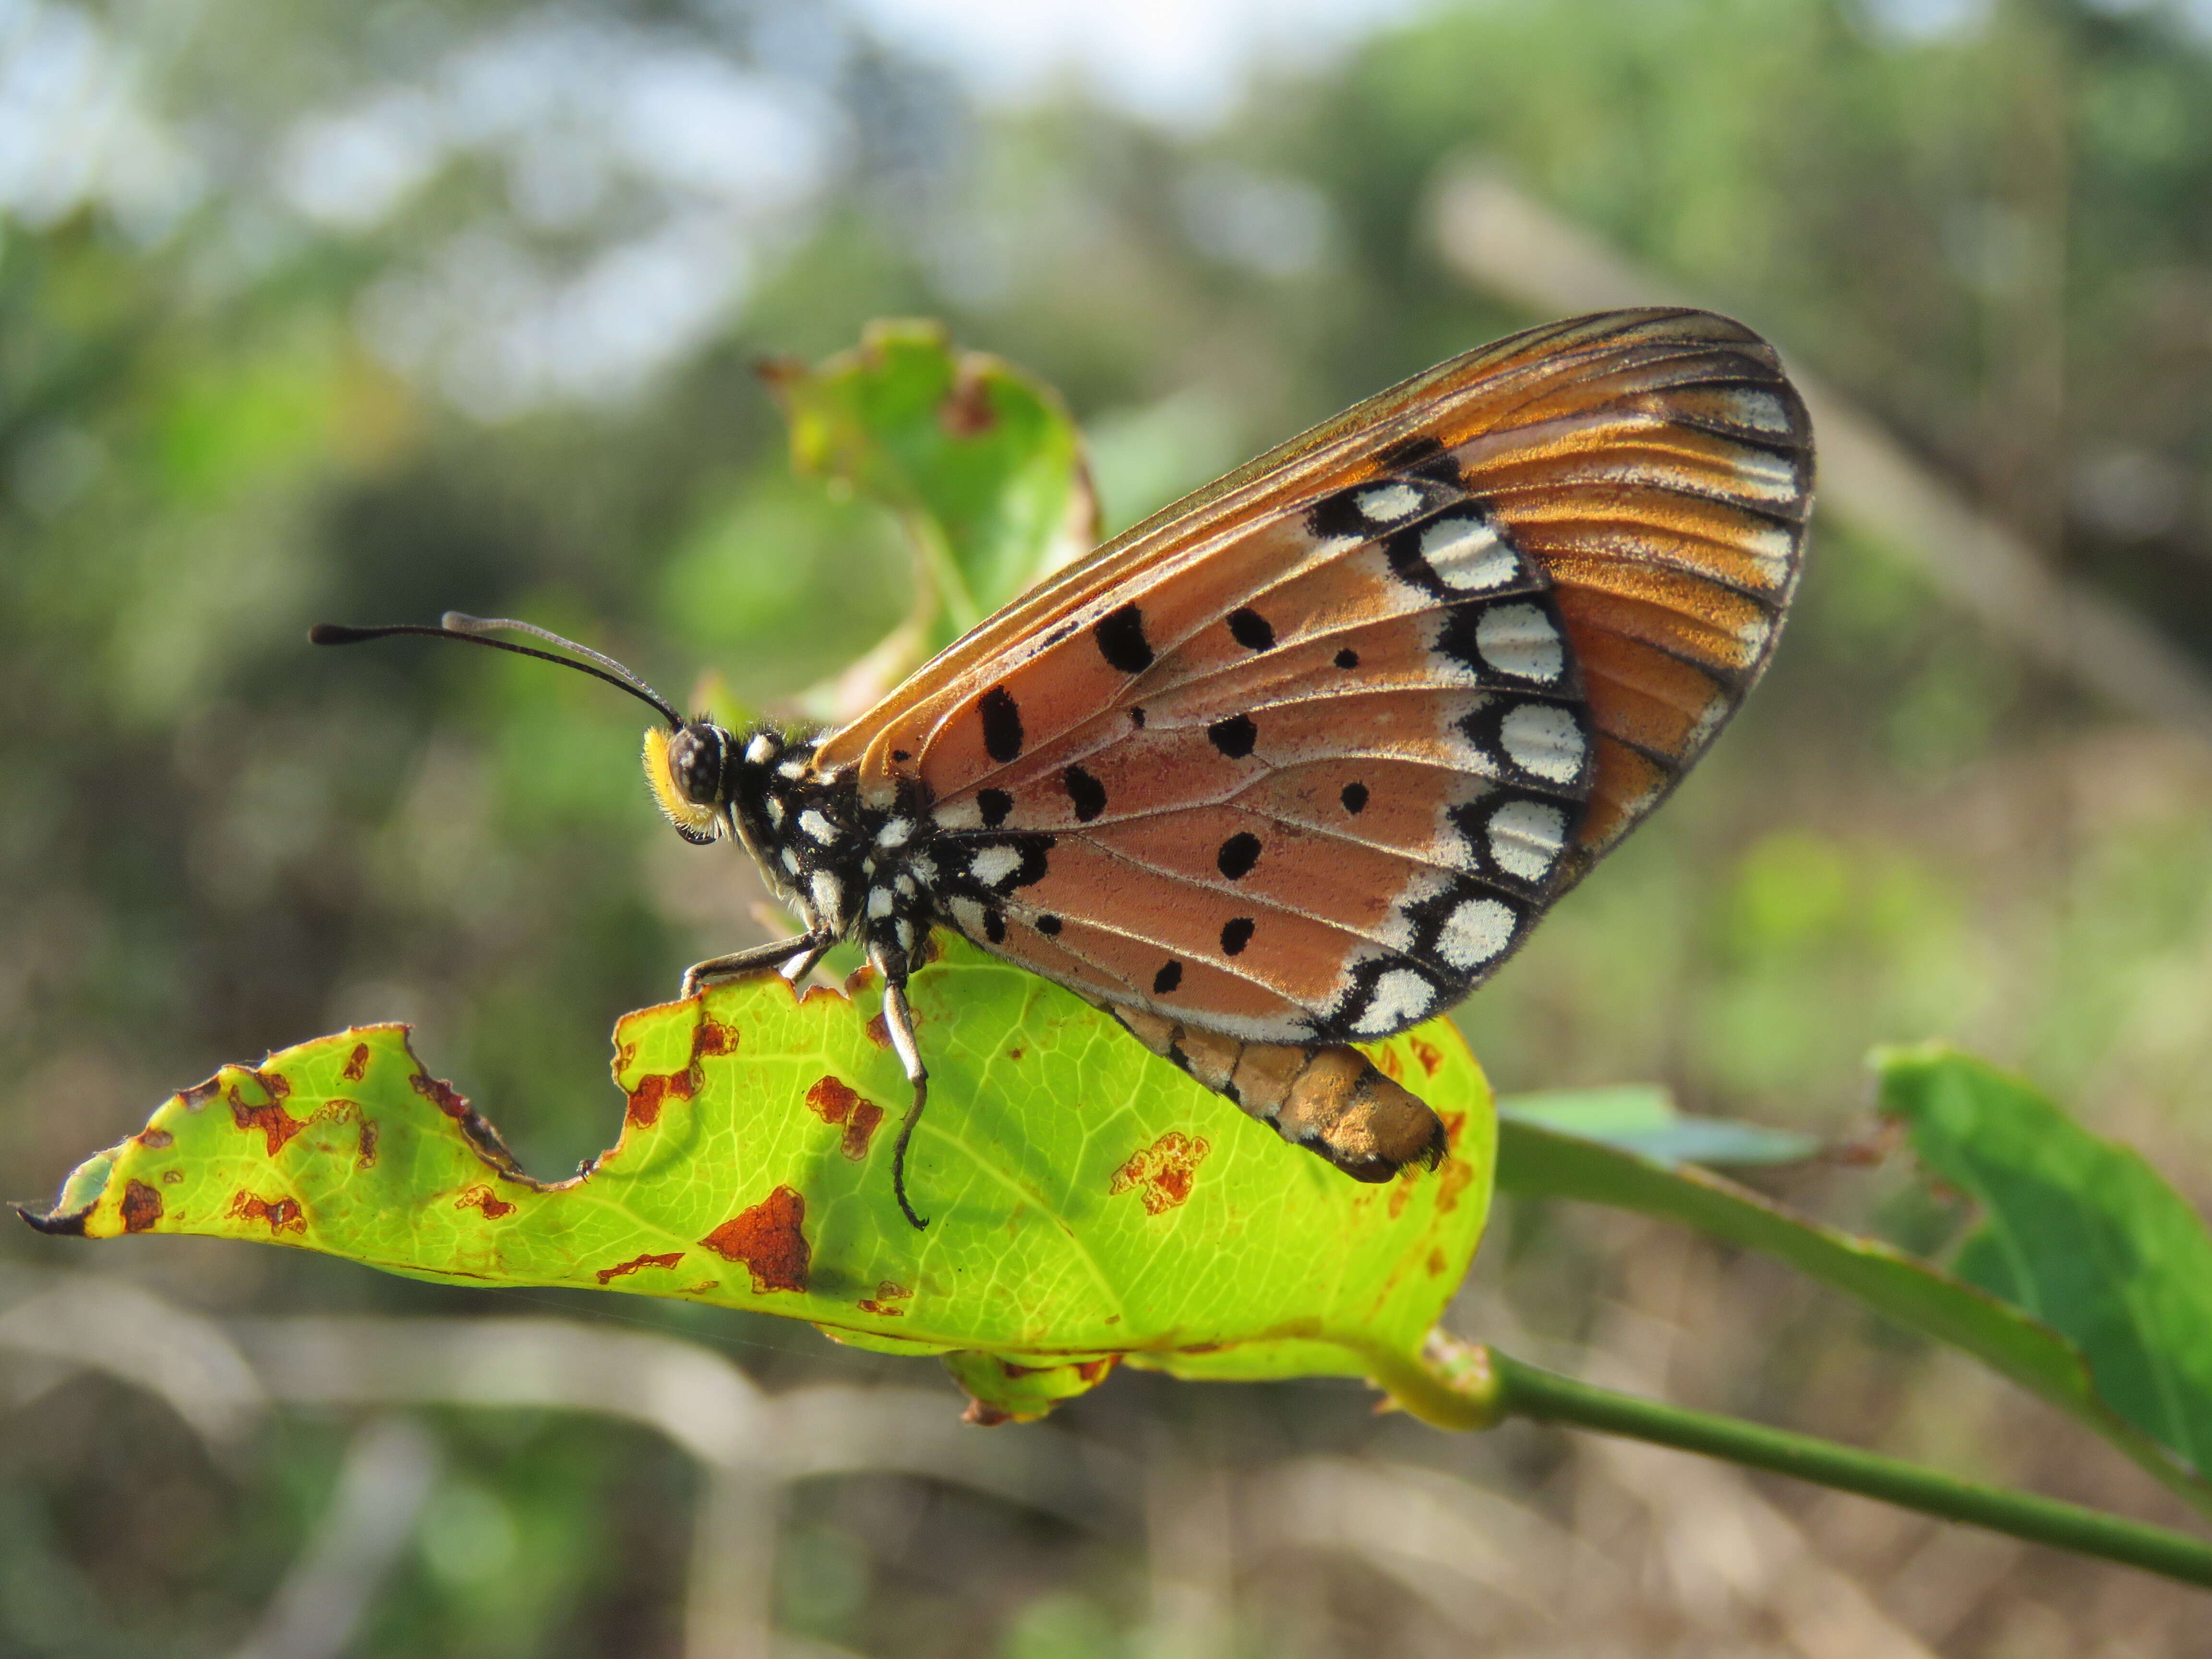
[1354,967,1436,1035]
[745,734,778,766]
[1474,603,1564,683]
[1421,514,1518,591]
[894,920,914,950]
[777,759,807,781]
[1486,798,1567,882]
[809,869,844,920]
[867,886,895,919]
[894,873,916,898]
[1355,482,1425,524]
[877,817,913,848]
[1437,897,1516,972]
[799,809,839,844]
[1498,703,1586,784]
[780,846,802,875]
[766,797,785,827]
[969,845,1022,888]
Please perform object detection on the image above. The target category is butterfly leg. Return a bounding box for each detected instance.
[870,944,932,1231]
[681,929,836,998]
[1107,1006,1448,1181]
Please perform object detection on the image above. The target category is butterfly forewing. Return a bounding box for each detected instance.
[824,308,1810,1043]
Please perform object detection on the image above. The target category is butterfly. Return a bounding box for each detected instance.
[316,308,1813,1230]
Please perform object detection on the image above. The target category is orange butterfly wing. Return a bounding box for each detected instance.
[822,309,1810,1041]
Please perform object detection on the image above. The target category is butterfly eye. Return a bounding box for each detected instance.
[670,725,725,805]
[643,725,724,843]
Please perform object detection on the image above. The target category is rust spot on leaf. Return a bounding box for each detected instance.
[963,1400,1015,1427]
[454,1184,516,1220]
[1427,1247,1448,1277]
[1439,1109,1466,1148]
[940,369,997,437]
[864,1012,891,1049]
[700,1185,810,1293]
[1110,1131,1210,1215]
[857,1279,912,1316]
[799,983,840,1005]
[1434,1159,1476,1214]
[625,1071,691,1130]
[356,1119,378,1169]
[804,1075,885,1159]
[343,1043,370,1082]
[1007,1047,1024,1062]
[136,1128,173,1150]
[1377,1046,1405,1082]
[120,1179,163,1233]
[596,1251,686,1285]
[161,1169,184,1185]
[626,1014,740,1128]
[1388,1183,1410,1220]
[409,1071,470,1118]
[228,1192,305,1235]
[179,1076,221,1111]
[1410,1038,1442,1077]
[843,964,878,997]
[228,1070,303,1156]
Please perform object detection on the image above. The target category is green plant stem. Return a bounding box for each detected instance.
[1487,1350,2212,1589]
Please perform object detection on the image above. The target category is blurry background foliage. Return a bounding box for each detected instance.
[7,0,2212,1655]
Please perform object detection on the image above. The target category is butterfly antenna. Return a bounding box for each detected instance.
[309,617,685,729]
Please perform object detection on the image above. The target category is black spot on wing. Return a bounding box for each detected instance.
[1063,765,1106,822]
[1334,648,1359,670]
[1216,833,1262,880]
[978,788,1013,829]
[1374,434,1452,477]
[1036,914,1062,936]
[1153,961,1183,996]
[1220,917,1254,956]
[1207,714,1257,759]
[1227,608,1275,652]
[1341,782,1369,815]
[1094,603,1154,674]
[979,686,1024,763]
[983,908,1007,944]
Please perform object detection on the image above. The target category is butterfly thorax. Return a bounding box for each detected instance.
[692,724,939,970]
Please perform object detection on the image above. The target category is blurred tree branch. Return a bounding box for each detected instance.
[1427,158,2212,745]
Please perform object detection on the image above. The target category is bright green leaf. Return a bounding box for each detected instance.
[1499,1084,1819,1167]
[1878,1042,2212,1486]
[764,320,1097,661]
[1495,1113,2212,1511]
[31,941,1492,1423]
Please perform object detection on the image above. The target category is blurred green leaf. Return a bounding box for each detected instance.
[1878,1042,2212,1489]
[763,320,1098,696]
[1499,1084,1819,1167]
[1495,1109,2212,1511]
[33,940,1492,1424]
